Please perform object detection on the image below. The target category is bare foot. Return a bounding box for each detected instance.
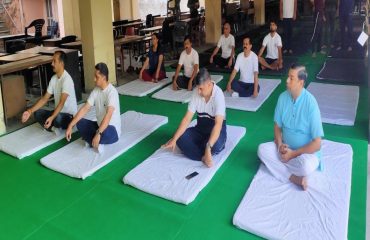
[202,155,213,168]
[289,175,308,190]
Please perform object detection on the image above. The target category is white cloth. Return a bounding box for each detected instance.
[262,33,282,59]
[217,34,235,59]
[234,51,259,83]
[47,70,77,115]
[0,104,95,159]
[225,78,281,112]
[116,72,175,97]
[87,83,121,137]
[178,48,199,78]
[233,140,353,240]
[258,142,319,183]
[41,111,168,179]
[282,0,295,18]
[123,122,246,205]
[152,75,223,103]
[188,84,225,118]
[307,82,359,126]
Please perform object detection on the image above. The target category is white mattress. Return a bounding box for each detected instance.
[233,140,353,240]
[123,122,246,205]
[0,104,96,159]
[225,78,281,112]
[116,72,175,97]
[40,111,168,179]
[307,82,359,126]
[151,75,223,103]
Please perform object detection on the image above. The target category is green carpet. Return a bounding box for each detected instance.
[0,52,367,240]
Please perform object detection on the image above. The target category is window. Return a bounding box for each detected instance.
[138,0,190,20]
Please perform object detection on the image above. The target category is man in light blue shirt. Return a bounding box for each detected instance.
[258,64,324,190]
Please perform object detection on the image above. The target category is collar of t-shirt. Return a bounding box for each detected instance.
[289,88,306,105]
[56,70,66,81]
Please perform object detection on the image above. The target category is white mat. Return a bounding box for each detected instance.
[151,75,223,103]
[123,122,246,205]
[40,111,168,179]
[233,140,353,240]
[307,82,359,126]
[116,72,175,97]
[225,78,281,112]
[0,104,96,159]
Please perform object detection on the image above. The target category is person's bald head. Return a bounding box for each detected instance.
[223,22,231,36]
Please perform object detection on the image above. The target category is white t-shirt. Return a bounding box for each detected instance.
[87,83,121,137]
[217,34,235,59]
[178,48,199,78]
[234,51,259,84]
[282,0,295,18]
[47,70,77,115]
[188,83,226,119]
[262,32,283,59]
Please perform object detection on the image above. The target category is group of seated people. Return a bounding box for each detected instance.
[21,19,322,190]
[139,20,284,98]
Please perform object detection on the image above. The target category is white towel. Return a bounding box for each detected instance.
[225,78,281,112]
[233,140,353,240]
[123,122,246,204]
[41,111,168,179]
[307,82,359,126]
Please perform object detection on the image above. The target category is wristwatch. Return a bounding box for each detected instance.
[96,129,102,136]
[206,142,213,149]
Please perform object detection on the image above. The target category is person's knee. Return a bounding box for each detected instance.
[257,142,274,160]
[297,154,319,176]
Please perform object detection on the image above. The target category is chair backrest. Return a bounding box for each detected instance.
[125,26,135,36]
[7,39,26,54]
[25,19,45,37]
[172,21,188,42]
[161,18,173,44]
[145,14,153,28]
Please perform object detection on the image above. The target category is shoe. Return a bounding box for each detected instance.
[320,49,326,54]
[51,126,62,136]
[336,46,342,51]
[283,49,288,54]
[288,50,293,54]
[232,92,239,98]
[321,45,327,49]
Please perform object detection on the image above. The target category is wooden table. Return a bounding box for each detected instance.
[60,41,82,51]
[0,55,53,124]
[17,46,58,54]
[140,26,162,35]
[0,53,40,63]
[114,35,145,73]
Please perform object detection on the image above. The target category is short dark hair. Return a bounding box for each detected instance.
[54,50,67,65]
[152,32,160,40]
[95,62,109,81]
[270,19,277,25]
[184,35,192,43]
[195,68,211,85]
[290,63,307,81]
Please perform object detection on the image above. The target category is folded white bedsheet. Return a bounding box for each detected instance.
[151,75,223,103]
[0,104,96,159]
[116,72,175,97]
[123,122,246,204]
[40,111,168,179]
[307,82,359,126]
[233,140,353,240]
[225,78,281,112]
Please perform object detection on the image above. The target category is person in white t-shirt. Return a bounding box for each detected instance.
[280,0,297,54]
[22,51,77,133]
[209,22,235,69]
[163,68,227,168]
[258,20,283,70]
[172,35,199,91]
[66,63,121,153]
[226,37,259,98]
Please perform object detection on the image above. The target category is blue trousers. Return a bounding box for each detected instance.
[76,118,119,146]
[339,13,353,48]
[231,80,260,97]
[282,18,293,51]
[34,109,73,131]
[176,125,227,161]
